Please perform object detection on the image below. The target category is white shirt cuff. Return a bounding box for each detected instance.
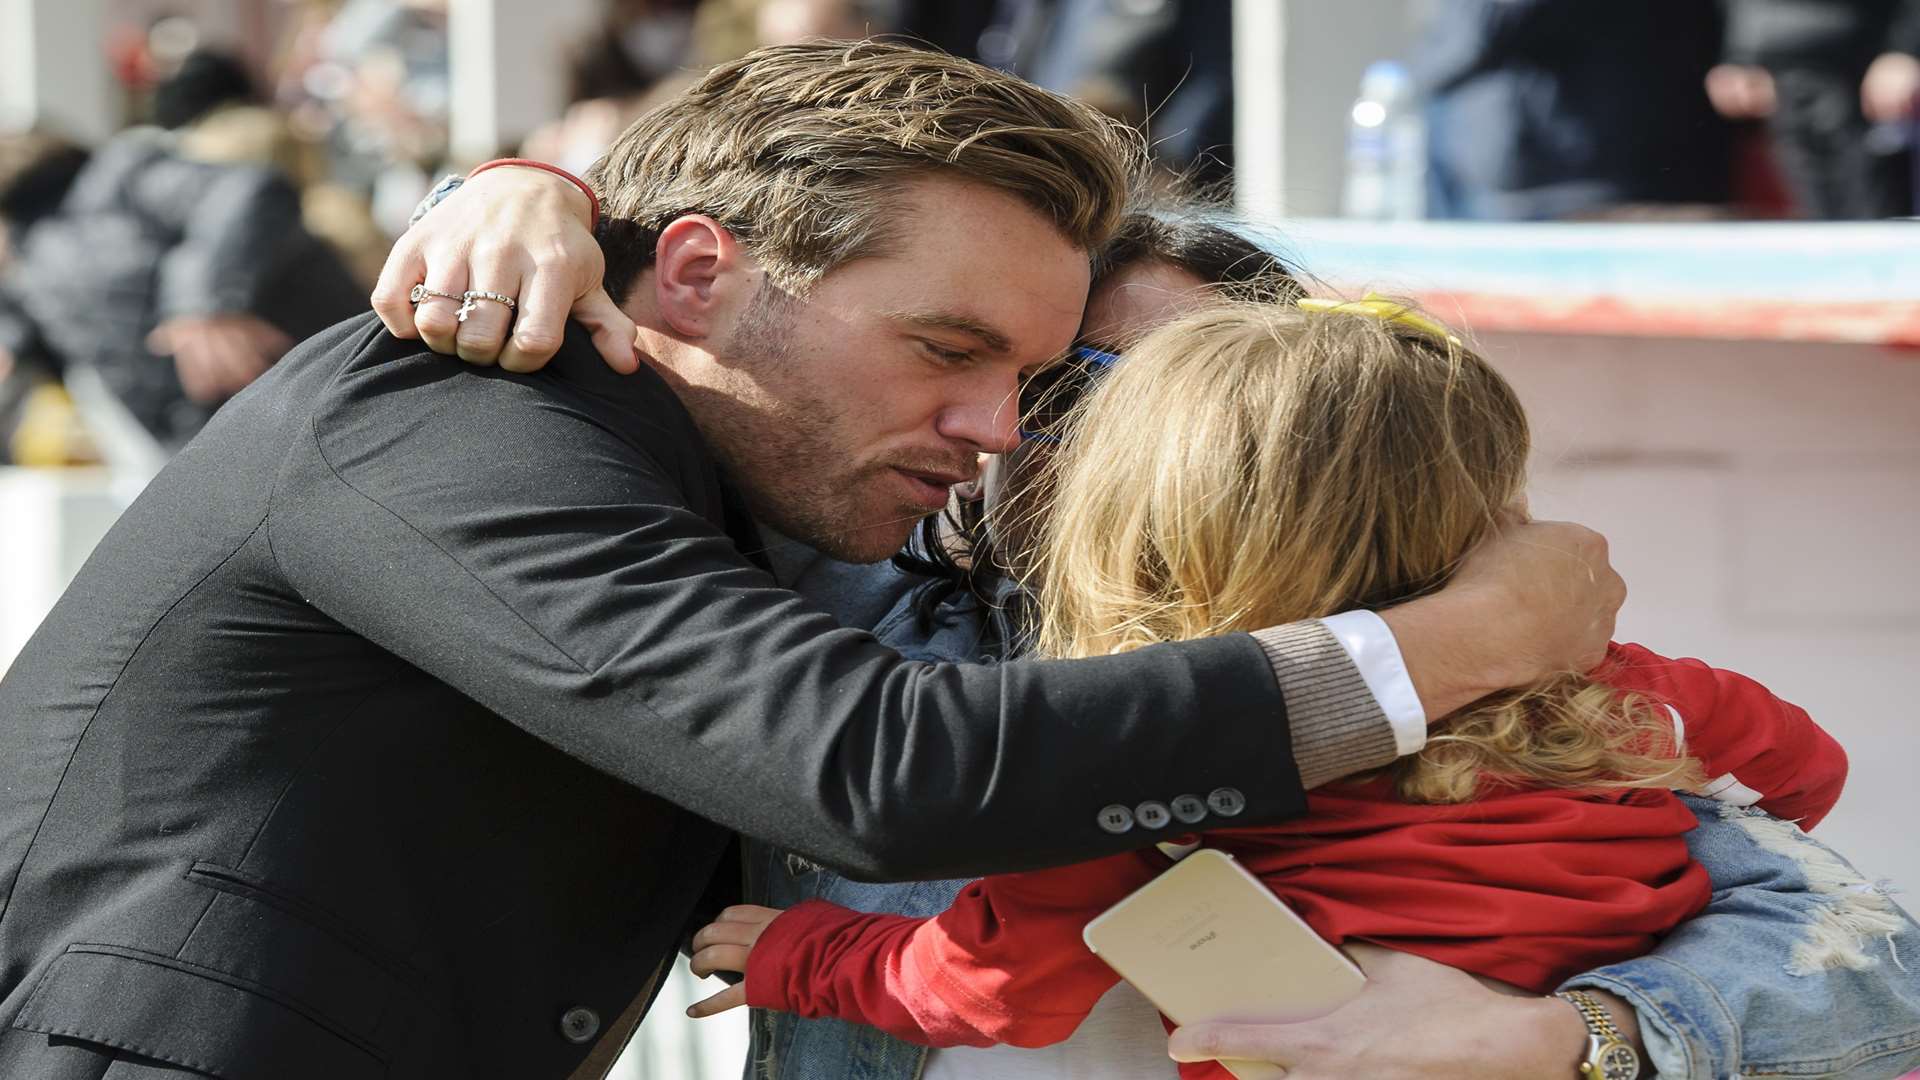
[1319,610,1426,756]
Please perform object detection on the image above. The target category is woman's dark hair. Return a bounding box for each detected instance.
[892,206,1304,628]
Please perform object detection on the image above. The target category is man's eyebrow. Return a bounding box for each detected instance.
[884,309,1014,354]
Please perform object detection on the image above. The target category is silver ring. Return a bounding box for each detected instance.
[409,283,462,305]
[461,289,517,311]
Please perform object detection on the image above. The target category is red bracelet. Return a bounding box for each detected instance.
[468,158,600,231]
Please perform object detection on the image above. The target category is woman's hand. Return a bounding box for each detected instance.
[685,904,785,1019]
[370,165,639,374]
[1167,944,1635,1080]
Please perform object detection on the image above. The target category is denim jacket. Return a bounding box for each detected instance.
[748,572,1920,1080]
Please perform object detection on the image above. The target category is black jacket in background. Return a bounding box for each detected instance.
[0,316,1305,1078]
[1722,0,1920,71]
[1417,0,1733,219]
[7,129,363,449]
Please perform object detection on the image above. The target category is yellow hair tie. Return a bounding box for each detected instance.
[1296,292,1463,348]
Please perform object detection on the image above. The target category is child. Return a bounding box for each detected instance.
[691,300,1847,1078]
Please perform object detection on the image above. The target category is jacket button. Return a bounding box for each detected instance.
[1134,801,1171,830]
[1170,794,1207,824]
[560,1006,601,1044]
[1097,804,1135,834]
[1206,787,1246,818]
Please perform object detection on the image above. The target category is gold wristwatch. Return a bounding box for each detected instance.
[1556,990,1642,1080]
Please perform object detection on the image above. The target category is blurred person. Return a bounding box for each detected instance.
[0,133,92,465]
[0,41,1626,1080]
[157,49,390,288]
[1708,0,1920,217]
[278,0,449,235]
[1416,0,1735,220]
[0,57,363,452]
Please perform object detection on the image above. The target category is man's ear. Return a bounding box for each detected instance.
[652,216,750,339]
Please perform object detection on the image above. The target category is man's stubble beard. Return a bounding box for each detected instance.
[697,282,924,564]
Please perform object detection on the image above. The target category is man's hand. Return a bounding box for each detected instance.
[147,314,293,402]
[684,904,784,1019]
[1381,519,1623,720]
[1863,52,1920,124]
[370,165,639,375]
[1168,944,1639,1080]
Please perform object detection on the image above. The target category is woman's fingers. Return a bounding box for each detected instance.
[412,260,470,358]
[568,286,641,374]
[686,982,747,1019]
[454,246,528,364]
[372,235,428,339]
[498,268,578,373]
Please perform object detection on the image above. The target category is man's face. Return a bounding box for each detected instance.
[666,175,1090,562]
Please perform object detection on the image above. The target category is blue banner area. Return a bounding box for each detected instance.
[1252,221,1920,303]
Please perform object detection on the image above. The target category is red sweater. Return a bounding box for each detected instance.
[745,643,1847,1078]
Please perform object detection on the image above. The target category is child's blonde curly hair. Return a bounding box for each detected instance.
[1022,301,1701,802]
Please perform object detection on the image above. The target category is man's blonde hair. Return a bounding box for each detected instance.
[586,39,1145,301]
[1025,302,1703,803]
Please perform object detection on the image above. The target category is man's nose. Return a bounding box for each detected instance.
[936,385,1023,455]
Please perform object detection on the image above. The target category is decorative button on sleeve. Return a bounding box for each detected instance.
[1206,787,1246,817]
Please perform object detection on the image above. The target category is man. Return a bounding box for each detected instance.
[0,43,1618,1079]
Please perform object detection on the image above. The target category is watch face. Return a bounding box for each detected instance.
[1598,1042,1641,1080]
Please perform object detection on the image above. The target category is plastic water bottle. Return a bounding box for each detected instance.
[1342,61,1426,220]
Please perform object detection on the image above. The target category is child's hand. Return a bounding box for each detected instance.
[685,904,784,1018]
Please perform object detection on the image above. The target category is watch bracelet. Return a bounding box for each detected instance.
[1558,989,1625,1041]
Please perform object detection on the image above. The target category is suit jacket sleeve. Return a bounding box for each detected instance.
[266,338,1319,881]
[745,852,1158,1047]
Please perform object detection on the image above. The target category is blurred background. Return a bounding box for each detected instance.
[0,2,1916,1076]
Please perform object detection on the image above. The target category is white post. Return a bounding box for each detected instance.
[1230,0,1288,221]
[0,0,116,141]
[446,0,600,164]
[1233,0,1417,220]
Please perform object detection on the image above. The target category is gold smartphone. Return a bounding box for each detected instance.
[1081,848,1365,1080]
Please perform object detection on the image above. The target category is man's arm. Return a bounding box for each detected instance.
[267,332,1616,885]
[267,334,1312,882]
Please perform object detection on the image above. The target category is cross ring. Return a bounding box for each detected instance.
[409,283,462,305]
[457,289,518,323]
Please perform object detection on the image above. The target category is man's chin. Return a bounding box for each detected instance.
[799,512,927,565]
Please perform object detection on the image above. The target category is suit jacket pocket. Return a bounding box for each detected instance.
[10,943,387,1080]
